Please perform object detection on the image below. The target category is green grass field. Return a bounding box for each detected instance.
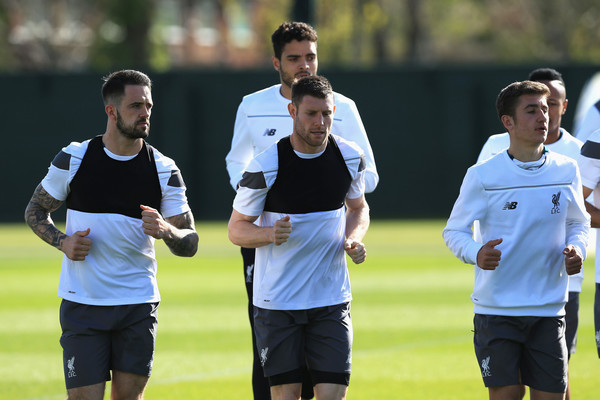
[1,220,598,399]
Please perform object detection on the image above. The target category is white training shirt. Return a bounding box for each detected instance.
[578,129,600,283]
[41,139,191,306]
[226,83,378,193]
[475,128,586,292]
[443,151,589,317]
[233,134,365,310]
[575,101,600,143]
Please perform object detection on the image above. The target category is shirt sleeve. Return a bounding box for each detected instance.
[41,142,86,201]
[226,101,254,191]
[578,133,600,191]
[334,98,379,193]
[565,167,590,259]
[232,158,271,217]
[442,167,486,265]
[154,151,191,218]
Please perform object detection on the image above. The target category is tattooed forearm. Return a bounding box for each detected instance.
[25,184,67,249]
[164,211,199,257]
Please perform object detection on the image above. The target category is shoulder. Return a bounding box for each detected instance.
[251,139,280,172]
[547,151,579,171]
[580,129,600,160]
[50,139,90,170]
[332,134,363,157]
[483,132,510,147]
[240,85,281,108]
[62,139,90,158]
[148,144,179,172]
[557,129,583,147]
[332,91,358,114]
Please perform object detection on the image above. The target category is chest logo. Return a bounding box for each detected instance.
[551,192,561,214]
[263,128,277,136]
[502,201,518,210]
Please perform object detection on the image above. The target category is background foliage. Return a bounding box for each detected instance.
[0,0,598,72]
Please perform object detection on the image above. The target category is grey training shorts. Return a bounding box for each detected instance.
[253,302,352,382]
[59,300,158,389]
[473,314,568,393]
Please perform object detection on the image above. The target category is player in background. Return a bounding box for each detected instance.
[225,21,378,400]
[24,70,198,400]
[476,68,584,400]
[444,80,589,400]
[576,127,600,369]
[228,75,370,400]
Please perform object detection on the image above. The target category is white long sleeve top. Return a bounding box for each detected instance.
[443,151,589,317]
[475,128,586,292]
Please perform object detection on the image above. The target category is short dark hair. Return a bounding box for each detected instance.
[528,68,564,85]
[496,80,550,120]
[101,69,152,106]
[271,21,318,60]
[291,75,333,108]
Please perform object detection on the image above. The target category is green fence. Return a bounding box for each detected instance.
[5,65,598,222]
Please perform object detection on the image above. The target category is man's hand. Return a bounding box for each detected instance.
[271,216,291,245]
[476,238,503,270]
[60,228,92,261]
[344,239,366,264]
[563,245,583,275]
[141,205,170,239]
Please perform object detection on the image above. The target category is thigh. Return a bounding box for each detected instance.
[314,383,348,399]
[473,314,523,388]
[60,300,112,389]
[66,382,106,400]
[521,317,567,394]
[305,303,353,375]
[111,370,150,399]
[112,302,159,377]
[253,307,305,378]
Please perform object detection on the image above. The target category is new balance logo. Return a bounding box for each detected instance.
[263,128,277,136]
[502,201,518,210]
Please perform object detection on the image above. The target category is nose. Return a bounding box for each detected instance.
[314,114,325,126]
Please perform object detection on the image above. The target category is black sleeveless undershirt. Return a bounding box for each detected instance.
[66,135,162,219]
[264,135,352,214]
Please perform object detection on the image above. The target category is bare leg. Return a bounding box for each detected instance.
[271,383,302,400]
[67,382,105,400]
[110,370,150,400]
[313,383,348,400]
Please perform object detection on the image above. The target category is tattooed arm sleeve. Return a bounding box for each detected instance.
[163,210,199,257]
[24,184,67,250]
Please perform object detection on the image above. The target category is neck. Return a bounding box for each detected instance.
[290,133,327,154]
[102,129,143,156]
[544,127,561,145]
[279,83,292,100]
[507,144,545,163]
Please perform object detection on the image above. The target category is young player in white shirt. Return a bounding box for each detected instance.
[444,80,589,400]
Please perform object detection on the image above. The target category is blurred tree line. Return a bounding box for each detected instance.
[0,0,598,72]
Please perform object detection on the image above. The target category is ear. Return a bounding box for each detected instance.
[288,102,296,118]
[501,114,514,131]
[105,104,117,121]
[272,56,280,72]
[562,98,568,115]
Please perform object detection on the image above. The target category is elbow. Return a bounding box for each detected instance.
[228,227,243,247]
